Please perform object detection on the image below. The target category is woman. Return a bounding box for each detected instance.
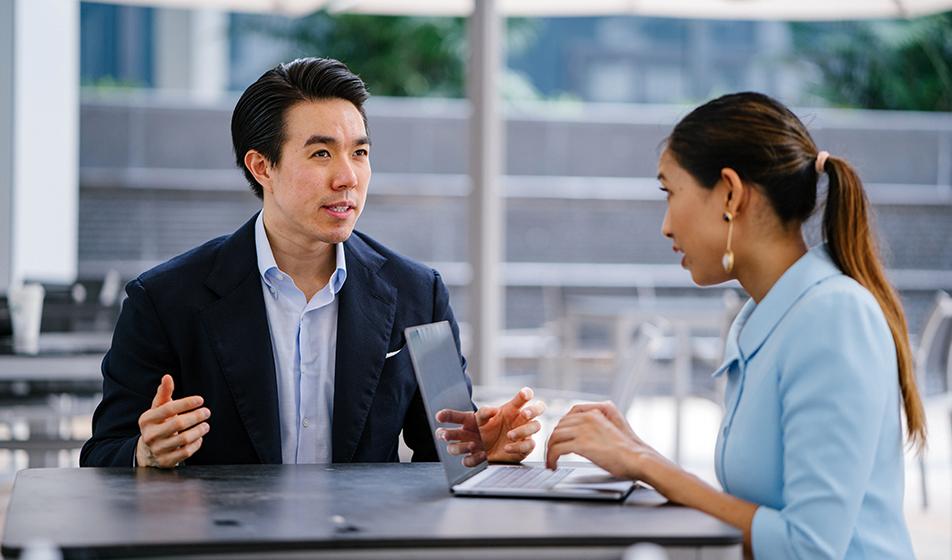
[545,92,926,559]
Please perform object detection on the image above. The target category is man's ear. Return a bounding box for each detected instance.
[244,150,274,194]
[719,167,747,216]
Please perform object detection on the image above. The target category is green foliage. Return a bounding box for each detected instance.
[793,12,952,111]
[278,13,466,97]
[80,75,147,91]
[253,12,539,99]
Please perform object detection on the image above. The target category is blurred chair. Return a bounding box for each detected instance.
[98,269,123,308]
[0,295,11,351]
[609,322,666,415]
[555,292,738,463]
[0,393,96,469]
[914,290,952,510]
[622,543,668,560]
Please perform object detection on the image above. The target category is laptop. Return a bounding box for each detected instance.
[404,321,636,501]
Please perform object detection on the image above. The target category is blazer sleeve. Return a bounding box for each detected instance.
[80,278,179,467]
[750,290,894,559]
[402,270,473,462]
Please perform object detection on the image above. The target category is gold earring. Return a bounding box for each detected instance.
[722,211,734,273]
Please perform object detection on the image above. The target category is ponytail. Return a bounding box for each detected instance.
[822,157,927,452]
[669,93,926,450]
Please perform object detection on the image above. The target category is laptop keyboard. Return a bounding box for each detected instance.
[473,466,574,489]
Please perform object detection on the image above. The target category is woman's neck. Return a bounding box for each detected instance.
[735,234,808,303]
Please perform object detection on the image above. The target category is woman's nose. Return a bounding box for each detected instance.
[661,207,673,239]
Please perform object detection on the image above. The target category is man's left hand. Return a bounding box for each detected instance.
[436,387,545,466]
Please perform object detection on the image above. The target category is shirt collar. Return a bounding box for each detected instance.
[713,244,841,376]
[254,212,279,288]
[254,211,348,294]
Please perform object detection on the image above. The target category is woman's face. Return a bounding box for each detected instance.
[658,149,733,286]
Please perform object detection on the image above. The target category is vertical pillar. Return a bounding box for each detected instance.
[467,0,504,386]
[154,8,228,100]
[0,0,79,291]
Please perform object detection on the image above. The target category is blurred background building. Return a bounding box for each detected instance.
[2,2,951,557]
[73,3,952,382]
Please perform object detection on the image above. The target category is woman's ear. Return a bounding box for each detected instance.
[244,150,274,194]
[720,167,746,216]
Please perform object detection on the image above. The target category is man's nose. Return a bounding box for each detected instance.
[331,158,358,190]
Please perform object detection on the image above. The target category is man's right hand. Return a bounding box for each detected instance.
[135,374,210,468]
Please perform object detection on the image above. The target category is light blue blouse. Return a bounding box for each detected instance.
[713,245,914,559]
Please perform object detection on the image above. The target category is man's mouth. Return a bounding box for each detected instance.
[322,202,355,218]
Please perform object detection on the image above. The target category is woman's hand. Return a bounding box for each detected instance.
[546,400,755,554]
[545,401,660,480]
[564,401,638,441]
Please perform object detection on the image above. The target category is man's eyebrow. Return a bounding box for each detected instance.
[303,135,372,148]
[304,135,337,148]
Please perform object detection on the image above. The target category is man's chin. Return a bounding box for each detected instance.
[319,226,356,245]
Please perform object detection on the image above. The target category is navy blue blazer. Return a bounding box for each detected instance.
[80,214,469,467]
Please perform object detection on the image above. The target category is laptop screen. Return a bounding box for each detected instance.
[404,321,487,487]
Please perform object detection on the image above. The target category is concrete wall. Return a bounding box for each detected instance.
[77,95,952,332]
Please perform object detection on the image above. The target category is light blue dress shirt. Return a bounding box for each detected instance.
[713,245,914,559]
[255,212,347,464]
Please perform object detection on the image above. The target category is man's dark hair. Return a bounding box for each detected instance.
[231,57,369,198]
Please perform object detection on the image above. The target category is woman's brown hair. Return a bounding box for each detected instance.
[666,92,926,451]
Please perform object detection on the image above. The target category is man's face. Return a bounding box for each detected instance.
[261,98,371,246]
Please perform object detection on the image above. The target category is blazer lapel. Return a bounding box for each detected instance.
[199,214,282,464]
[332,235,397,462]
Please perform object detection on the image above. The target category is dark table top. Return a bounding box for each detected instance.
[2,463,741,558]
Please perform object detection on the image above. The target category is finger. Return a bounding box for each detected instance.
[150,421,210,455]
[585,409,610,423]
[519,400,546,421]
[503,439,535,456]
[141,396,206,425]
[151,407,211,441]
[462,451,487,467]
[151,375,174,408]
[568,402,608,416]
[551,414,586,430]
[546,441,571,470]
[446,441,477,456]
[546,426,578,447]
[436,428,481,443]
[155,436,204,468]
[474,405,498,425]
[507,420,541,441]
[503,387,533,411]
[435,409,472,426]
[576,402,623,423]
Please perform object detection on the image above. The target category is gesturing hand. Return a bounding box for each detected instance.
[135,374,210,468]
[436,387,545,466]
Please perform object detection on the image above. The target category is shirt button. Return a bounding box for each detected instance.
[276,273,285,281]
[303,418,310,428]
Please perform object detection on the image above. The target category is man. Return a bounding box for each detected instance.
[81,58,542,468]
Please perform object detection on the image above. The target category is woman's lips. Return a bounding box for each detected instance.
[672,245,686,268]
